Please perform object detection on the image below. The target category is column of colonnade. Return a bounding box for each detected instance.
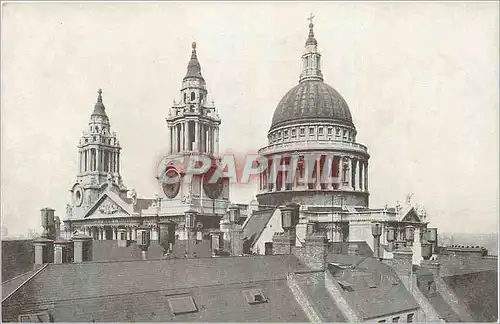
[260,154,368,193]
[169,121,218,154]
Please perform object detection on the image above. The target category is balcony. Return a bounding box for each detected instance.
[258,140,369,155]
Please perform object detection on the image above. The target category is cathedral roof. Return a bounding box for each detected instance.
[91,88,108,117]
[183,42,205,81]
[269,18,354,131]
[270,80,353,130]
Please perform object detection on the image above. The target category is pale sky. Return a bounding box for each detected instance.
[1,2,498,237]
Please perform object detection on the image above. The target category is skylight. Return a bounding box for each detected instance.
[18,312,51,323]
[243,288,268,304]
[167,296,198,315]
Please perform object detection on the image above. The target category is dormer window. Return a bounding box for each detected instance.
[243,288,267,304]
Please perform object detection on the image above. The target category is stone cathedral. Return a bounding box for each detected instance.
[62,18,431,265]
[63,42,230,244]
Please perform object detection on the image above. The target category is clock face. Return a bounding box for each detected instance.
[203,167,224,200]
[73,185,83,207]
[162,168,181,199]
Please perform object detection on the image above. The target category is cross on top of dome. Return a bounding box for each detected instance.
[307,13,315,27]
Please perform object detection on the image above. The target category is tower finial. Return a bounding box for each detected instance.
[307,13,315,27]
[191,41,197,59]
[305,13,318,46]
[97,88,103,102]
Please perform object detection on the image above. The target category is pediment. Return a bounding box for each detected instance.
[400,207,422,223]
[84,190,133,219]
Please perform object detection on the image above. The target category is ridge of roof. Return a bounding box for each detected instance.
[2,264,49,303]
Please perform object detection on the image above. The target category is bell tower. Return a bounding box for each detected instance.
[167,42,221,154]
[68,89,128,219]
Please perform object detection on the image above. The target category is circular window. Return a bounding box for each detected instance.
[162,168,181,199]
[203,167,224,199]
[73,186,83,207]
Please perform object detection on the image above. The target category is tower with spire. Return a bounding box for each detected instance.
[299,14,323,83]
[167,42,221,154]
[68,89,128,219]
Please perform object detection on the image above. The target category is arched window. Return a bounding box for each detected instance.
[191,92,195,101]
[183,93,186,103]
[95,126,99,133]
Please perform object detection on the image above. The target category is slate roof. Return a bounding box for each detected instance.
[327,254,419,320]
[242,208,276,253]
[2,270,37,300]
[414,266,461,322]
[294,271,346,322]
[2,255,305,322]
[442,270,498,322]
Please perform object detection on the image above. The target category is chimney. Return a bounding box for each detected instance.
[117,228,128,247]
[228,204,241,224]
[33,237,54,265]
[405,225,415,247]
[272,204,300,255]
[54,216,61,239]
[421,257,440,279]
[303,231,328,271]
[392,246,413,279]
[421,242,433,260]
[386,227,395,252]
[71,232,93,263]
[158,220,176,255]
[230,224,243,256]
[53,238,73,264]
[136,226,151,260]
[210,231,221,256]
[184,210,197,257]
[40,208,56,240]
[371,222,382,259]
[426,228,438,254]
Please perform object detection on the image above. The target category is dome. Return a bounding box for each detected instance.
[270,80,353,130]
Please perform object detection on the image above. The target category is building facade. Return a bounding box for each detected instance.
[247,18,430,265]
[63,43,230,248]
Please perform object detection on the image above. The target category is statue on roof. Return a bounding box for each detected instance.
[106,172,113,187]
[406,193,413,205]
[130,189,138,205]
[65,204,73,217]
[395,201,402,214]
